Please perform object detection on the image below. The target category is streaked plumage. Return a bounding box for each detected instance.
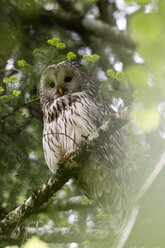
[40,61,128,229]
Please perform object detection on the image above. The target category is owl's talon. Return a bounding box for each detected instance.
[59,150,75,164]
[81,134,89,140]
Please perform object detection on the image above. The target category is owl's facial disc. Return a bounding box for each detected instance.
[41,62,83,102]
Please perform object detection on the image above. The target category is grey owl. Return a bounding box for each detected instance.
[40,61,128,229]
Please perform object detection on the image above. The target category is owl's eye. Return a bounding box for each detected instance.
[64,76,72,83]
[50,82,55,88]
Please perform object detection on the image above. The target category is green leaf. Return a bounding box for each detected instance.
[1,95,8,99]
[116,71,127,83]
[91,54,100,63]
[47,37,61,46]
[17,195,26,204]
[17,59,27,67]
[81,197,91,205]
[106,69,116,78]
[3,76,19,84]
[0,86,5,92]
[9,76,19,83]
[13,90,21,96]
[56,42,66,49]
[3,77,10,83]
[97,210,107,219]
[67,51,77,60]
[83,54,100,63]
[52,37,60,44]
[47,40,54,46]
[83,54,92,62]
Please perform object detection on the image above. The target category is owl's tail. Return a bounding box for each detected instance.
[76,153,128,232]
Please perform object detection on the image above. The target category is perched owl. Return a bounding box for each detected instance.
[40,61,128,229]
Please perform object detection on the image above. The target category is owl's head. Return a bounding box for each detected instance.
[40,61,98,105]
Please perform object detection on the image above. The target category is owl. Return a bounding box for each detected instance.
[40,61,128,229]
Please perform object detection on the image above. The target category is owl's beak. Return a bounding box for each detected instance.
[58,87,63,96]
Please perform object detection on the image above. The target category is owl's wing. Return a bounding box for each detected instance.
[98,128,128,169]
[94,103,128,228]
[96,101,128,169]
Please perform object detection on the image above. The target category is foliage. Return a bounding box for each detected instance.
[83,54,100,63]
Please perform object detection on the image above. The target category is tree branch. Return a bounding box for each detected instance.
[82,18,135,49]
[56,0,80,15]
[97,0,116,25]
[0,167,74,239]
[0,111,129,240]
[39,8,135,49]
[39,8,84,34]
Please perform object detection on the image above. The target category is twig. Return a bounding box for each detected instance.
[1,227,109,245]
[38,196,93,213]
[0,98,40,122]
[43,132,79,147]
[0,67,20,74]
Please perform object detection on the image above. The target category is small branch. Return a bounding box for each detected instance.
[0,111,129,240]
[38,196,93,213]
[52,196,92,211]
[1,227,109,245]
[0,98,40,122]
[27,227,108,243]
[0,67,20,75]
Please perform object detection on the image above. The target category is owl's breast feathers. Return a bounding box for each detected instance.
[42,92,103,173]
